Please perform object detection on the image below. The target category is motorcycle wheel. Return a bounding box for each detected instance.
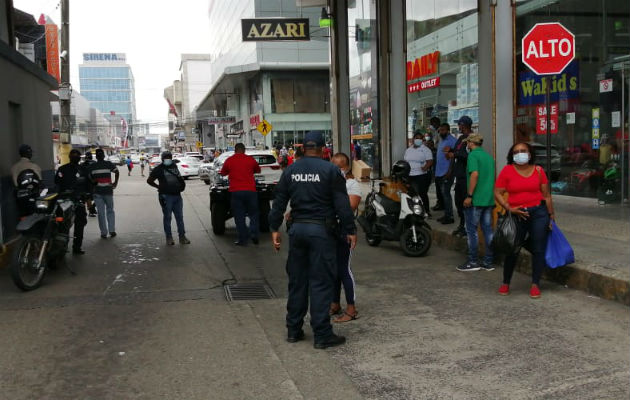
[400,226,432,257]
[365,232,381,247]
[10,235,47,291]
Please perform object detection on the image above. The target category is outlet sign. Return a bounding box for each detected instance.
[242,18,310,41]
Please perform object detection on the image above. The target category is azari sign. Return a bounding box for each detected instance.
[242,18,309,41]
[522,23,575,75]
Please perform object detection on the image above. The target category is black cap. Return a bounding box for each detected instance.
[303,131,325,148]
[457,115,473,127]
[19,144,32,158]
[161,151,173,159]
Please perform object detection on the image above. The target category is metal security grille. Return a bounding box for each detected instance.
[224,283,275,301]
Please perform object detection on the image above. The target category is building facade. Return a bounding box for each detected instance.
[78,52,136,135]
[0,3,57,244]
[323,0,629,204]
[196,0,332,150]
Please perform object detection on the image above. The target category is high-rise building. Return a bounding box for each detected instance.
[79,53,136,126]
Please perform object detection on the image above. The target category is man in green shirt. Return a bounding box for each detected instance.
[457,134,496,272]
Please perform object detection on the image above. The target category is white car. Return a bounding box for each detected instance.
[148,156,161,172]
[108,155,121,165]
[130,154,141,164]
[175,156,201,179]
[210,150,281,185]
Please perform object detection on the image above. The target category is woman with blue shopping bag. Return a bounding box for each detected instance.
[493,143,556,299]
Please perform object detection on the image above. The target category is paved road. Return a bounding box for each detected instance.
[0,173,628,399]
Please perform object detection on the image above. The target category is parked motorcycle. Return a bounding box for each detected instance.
[357,161,432,257]
[10,191,76,291]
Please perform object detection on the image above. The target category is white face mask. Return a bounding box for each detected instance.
[513,152,530,165]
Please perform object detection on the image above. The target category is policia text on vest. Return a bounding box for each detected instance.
[241,18,310,41]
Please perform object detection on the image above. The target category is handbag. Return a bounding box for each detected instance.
[491,211,521,255]
[545,221,574,268]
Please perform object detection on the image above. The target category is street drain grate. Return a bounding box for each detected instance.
[224,283,275,301]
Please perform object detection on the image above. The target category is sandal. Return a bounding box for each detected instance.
[329,303,342,316]
[333,311,359,323]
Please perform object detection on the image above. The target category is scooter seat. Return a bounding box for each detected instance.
[375,193,400,215]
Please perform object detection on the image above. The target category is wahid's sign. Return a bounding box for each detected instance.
[242,18,310,41]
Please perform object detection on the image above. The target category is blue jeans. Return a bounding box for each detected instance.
[464,206,494,265]
[231,191,259,244]
[159,193,185,238]
[93,194,116,236]
[333,238,355,305]
[503,204,550,285]
[440,176,454,219]
[286,223,337,341]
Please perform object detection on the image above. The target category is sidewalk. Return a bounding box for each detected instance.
[357,181,630,305]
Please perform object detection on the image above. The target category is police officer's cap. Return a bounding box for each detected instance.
[303,131,325,148]
[161,151,173,160]
[457,115,473,127]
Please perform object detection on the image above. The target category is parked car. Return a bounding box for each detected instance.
[199,161,214,185]
[130,154,141,164]
[175,156,201,179]
[209,150,281,186]
[108,155,121,165]
[148,156,161,172]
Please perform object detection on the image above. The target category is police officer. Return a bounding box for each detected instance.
[55,149,90,254]
[268,131,357,349]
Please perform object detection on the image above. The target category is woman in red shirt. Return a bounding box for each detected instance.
[494,142,555,298]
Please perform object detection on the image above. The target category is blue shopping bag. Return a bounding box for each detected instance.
[545,221,575,269]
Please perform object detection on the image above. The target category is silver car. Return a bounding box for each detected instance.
[209,150,281,186]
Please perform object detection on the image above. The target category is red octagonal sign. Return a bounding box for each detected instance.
[522,22,575,75]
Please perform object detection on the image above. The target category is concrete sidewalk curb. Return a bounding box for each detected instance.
[429,221,630,305]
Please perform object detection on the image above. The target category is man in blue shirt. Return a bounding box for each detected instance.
[435,123,457,224]
[268,131,357,350]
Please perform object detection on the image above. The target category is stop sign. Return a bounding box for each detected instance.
[522,22,575,75]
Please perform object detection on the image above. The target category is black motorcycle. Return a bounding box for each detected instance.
[10,192,76,291]
[356,161,432,257]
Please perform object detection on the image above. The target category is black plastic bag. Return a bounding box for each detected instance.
[491,212,521,255]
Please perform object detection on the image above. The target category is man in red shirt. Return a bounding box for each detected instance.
[220,143,262,245]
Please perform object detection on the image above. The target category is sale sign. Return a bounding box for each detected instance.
[536,103,559,135]
[522,23,575,75]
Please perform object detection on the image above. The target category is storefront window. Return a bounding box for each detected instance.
[348,0,380,174]
[516,0,630,201]
[406,0,479,140]
[270,75,330,113]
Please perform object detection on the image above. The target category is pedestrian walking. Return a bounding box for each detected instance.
[55,149,90,254]
[81,151,98,217]
[219,143,261,246]
[435,123,457,224]
[329,152,362,323]
[268,131,357,349]
[88,149,119,239]
[126,156,133,176]
[446,115,473,236]
[494,142,555,298]
[147,151,190,246]
[140,155,146,177]
[404,132,433,216]
[456,134,496,272]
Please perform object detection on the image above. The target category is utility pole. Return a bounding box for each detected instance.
[59,0,71,163]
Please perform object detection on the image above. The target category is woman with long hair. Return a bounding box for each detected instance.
[494,142,555,298]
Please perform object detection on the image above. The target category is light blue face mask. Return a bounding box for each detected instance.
[413,139,423,147]
[163,159,173,166]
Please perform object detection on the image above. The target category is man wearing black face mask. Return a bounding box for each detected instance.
[55,149,91,254]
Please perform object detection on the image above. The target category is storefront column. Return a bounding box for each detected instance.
[378,0,406,171]
[495,0,514,170]
[329,0,351,157]
[479,0,514,169]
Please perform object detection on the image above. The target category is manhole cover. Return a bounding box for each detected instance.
[224,283,275,301]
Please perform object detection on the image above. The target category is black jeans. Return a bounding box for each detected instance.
[434,175,445,207]
[503,204,550,285]
[72,202,87,250]
[409,174,431,213]
[454,176,467,225]
[231,191,259,244]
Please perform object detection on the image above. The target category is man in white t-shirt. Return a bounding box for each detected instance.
[404,132,433,216]
[330,152,361,323]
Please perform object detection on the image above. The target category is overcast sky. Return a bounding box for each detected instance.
[14,0,212,134]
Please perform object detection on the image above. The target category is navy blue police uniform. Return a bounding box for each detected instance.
[55,161,91,253]
[268,143,356,346]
